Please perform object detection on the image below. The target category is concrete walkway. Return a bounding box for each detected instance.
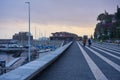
[34,42,95,80]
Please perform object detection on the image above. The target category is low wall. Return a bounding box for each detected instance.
[0,42,72,80]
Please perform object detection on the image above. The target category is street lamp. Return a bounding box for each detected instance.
[25,2,31,62]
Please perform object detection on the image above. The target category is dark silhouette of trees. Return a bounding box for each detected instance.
[97,13,106,22]
[94,6,120,40]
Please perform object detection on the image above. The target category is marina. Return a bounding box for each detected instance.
[0,39,63,75]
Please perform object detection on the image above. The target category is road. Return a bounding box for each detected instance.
[33,41,120,80]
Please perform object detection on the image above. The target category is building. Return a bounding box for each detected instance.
[13,32,33,41]
[50,32,78,40]
[0,39,12,44]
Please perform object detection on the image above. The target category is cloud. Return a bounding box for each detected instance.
[0,0,100,27]
[0,0,120,39]
[1,0,119,26]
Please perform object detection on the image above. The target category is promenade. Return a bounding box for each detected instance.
[34,41,120,80]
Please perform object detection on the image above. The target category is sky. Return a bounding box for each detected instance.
[0,0,120,39]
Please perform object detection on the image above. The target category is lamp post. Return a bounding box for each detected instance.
[25,2,31,62]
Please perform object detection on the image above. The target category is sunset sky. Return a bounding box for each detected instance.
[0,0,119,39]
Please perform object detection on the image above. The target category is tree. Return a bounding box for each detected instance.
[97,13,106,22]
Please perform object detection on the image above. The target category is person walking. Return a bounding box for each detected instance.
[100,39,103,44]
[82,39,86,46]
[88,38,92,47]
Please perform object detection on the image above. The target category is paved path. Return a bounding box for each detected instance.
[33,41,120,80]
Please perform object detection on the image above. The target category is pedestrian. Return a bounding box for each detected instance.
[88,39,92,47]
[82,39,86,46]
[100,39,103,44]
